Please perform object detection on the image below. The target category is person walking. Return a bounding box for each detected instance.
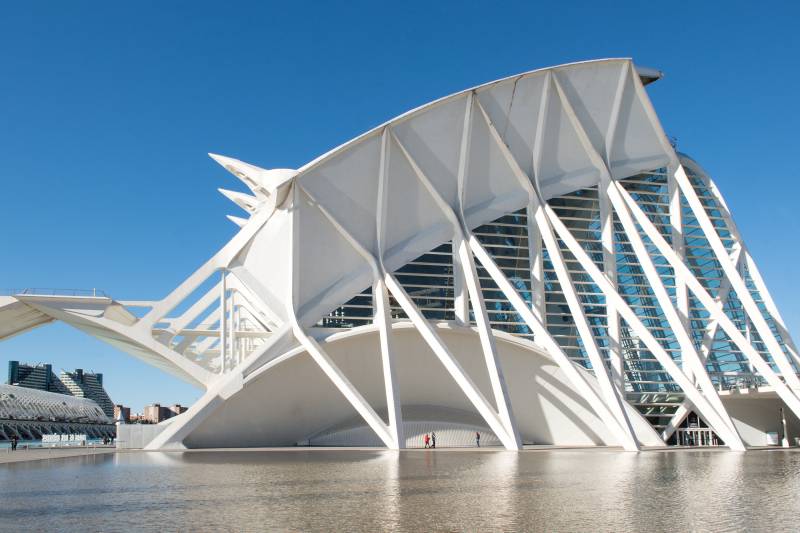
[475,431,481,447]
[423,433,430,448]
[10,435,18,451]
[431,432,436,449]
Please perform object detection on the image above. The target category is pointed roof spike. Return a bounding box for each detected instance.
[208,153,298,197]
[226,215,249,228]
[218,188,260,213]
[209,153,270,198]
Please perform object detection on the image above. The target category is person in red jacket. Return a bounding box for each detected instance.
[423,433,430,448]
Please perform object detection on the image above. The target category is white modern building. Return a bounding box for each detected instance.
[0,384,115,441]
[2,59,798,451]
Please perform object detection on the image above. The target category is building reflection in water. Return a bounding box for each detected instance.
[5,449,799,531]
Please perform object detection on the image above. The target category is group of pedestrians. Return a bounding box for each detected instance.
[422,431,482,448]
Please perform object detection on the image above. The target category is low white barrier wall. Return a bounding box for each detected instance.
[115,425,166,449]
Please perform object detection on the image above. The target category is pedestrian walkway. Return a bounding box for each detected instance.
[0,446,115,465]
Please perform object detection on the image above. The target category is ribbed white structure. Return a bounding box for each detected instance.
[1,59,797,450]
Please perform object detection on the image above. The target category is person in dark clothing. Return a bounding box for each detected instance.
[431,432,436,448]
[475,431,480,447]
[10,435,18,451]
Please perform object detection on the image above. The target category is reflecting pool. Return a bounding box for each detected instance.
[1,449,799,531]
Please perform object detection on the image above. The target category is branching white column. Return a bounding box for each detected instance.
[392,121,520,449]
[384,273,518,449]
[454,234,522,449]
[374,127,405,449]
[617,184,800,420]
[468,237,632,448]
[531,199,639,450]
[472,89,639,450]
[601,63,630,395]
[605,180,744,450]
[544,204,747,450]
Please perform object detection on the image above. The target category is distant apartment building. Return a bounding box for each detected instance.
[7,361,115,417]
[143,403,188,424]
[60,369,114,418]
[7,361,70,394]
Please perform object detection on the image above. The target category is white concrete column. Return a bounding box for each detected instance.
[219,269,227,374]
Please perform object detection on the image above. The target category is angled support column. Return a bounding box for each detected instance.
[616,184,800,421]
[662,247,744,441]
[374,127,405,449]
[534,68,744,449]
[384,272,518,449]
[526,204,546,324]
[472,88,639,449]
[661,402,692,442]
[674,166,800,394]
[452,95,474,326]
[599,179,623,391]
[605,180,744,449]
[290,322,395,448]
[468,237,635,448]
[146,324,295,450]
[544,205,746,450]
[451,93,521,448]
[530,198,639,450]
[698,247,743,365]
[701,171,800,371]
[454,234,522,449]
[696,169,799,379]
[296,172,401,449]
[373,278,405,448]
[742,251,800,369]
[390,122,520,449]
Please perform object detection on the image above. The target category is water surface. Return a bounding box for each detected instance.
[1,449,798,531]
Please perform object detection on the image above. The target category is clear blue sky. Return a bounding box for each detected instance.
[1,1,798,412]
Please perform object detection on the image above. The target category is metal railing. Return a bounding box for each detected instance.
[1,288,108,298]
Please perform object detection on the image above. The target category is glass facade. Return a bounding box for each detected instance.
[321,156,793,433]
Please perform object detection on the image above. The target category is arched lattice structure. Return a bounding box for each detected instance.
[1,59,798,450]
[0,384,114,440]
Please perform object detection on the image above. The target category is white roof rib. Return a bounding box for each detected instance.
[228,58,675,328]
